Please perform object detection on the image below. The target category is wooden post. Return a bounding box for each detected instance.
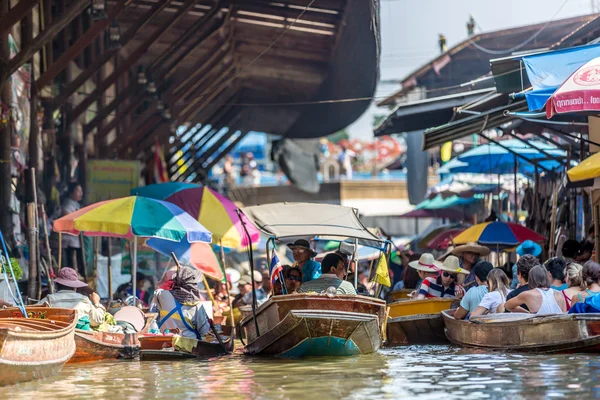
[0,0,12,252]
[79,233,88,281]
[93,236,99,290]
[40,205,54,293]
[220,240,234,326]
[58,233,62,269]
[549,184,559,257]
[26,203,38,300]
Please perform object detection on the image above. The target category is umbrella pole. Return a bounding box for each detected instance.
[93,237,99,291]
[132,236,137,307]
[58,233,62,270]
[107,238,113,302]
[202,273,216,306]
[220,239,235,326]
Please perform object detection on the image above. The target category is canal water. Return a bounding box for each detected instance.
[3,345,599,399]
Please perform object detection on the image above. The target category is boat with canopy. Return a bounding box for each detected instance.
[239,202,387,357]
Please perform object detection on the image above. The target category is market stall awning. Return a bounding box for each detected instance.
[423,99,527,150]
[241,202,383,242]
[374,88,495,136]
[567,151,600,182]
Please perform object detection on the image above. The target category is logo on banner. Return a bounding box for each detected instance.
[574,65,600,86]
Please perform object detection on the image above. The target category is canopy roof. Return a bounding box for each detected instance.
[241,202,383,242]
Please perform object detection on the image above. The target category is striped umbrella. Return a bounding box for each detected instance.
[453,222,545,247]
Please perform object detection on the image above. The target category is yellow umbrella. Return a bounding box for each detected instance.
[568,152,600,182]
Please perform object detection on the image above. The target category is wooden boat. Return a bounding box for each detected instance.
[138,325,235,360]
[0,307,76,386]
[385,298,458,347]
[386,289,413,303]
[442,310,600,353]
[239,293,386,357]
[69,312,157,363]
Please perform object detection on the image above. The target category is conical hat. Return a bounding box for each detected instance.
[408,253,442,273]
[438,255,470,275]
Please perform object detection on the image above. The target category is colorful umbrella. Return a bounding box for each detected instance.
[546,56,600,118]
[147,239,223,280]
[54,196,213,299]
[453,222,545,247]
[131,183,260,248]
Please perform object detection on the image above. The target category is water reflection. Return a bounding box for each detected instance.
[4,346,600,399]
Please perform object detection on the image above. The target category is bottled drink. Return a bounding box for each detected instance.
[149,320,160,334]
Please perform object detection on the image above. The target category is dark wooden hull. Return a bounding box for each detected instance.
[442,310,600,353]
[0,307,76,386]
[70,330,140,363]
[139,326,235,360]
[239,294,386,357]
[385,314,449,347]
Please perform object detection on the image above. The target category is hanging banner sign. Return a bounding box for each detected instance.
[86,160,141,203]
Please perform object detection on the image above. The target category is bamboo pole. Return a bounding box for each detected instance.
[58,233,62,269]
[93,236,99,290]
[220,240,235,326]
[26,203,38,300]
[549,184,559,257]
[107,238,113,302]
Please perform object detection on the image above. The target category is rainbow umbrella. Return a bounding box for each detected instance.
[131,183,260,248]
[453,222,545,247]
[54,196,213,296]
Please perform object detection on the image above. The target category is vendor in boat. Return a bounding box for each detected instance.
[298,253,356,295]
[152,267,211,339]
[544,257,568,291]
[416,255,467,300]
[452,242,490,291]
[503,265,566,314]
[288,239,321,282]
[504,254,539,312]
[37,267,107,328]
[454,261,493,319]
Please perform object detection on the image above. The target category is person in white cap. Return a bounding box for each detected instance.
[416,255,468,300]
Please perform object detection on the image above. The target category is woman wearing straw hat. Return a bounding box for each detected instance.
[452,242,490,291]
[417,255,468,300]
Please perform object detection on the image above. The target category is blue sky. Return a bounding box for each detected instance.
[347,0,595,138]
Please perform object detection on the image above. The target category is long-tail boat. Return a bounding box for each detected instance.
[138,325,235,360]
[0,307,76,386]
[386,298,458,347]
[69,310,157,363]
[240,293,385,356]
[240,202,389,357]
[442,310,600,353]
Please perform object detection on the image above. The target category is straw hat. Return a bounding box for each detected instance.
[439,255,470,275]
[452,242,491,257]
[408,253,442,273]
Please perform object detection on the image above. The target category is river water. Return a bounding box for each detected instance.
[3,345,599,399]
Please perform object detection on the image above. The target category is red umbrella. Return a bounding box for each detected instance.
[547,56,600,118]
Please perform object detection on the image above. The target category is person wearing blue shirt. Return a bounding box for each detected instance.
[288,239,321,282]
[453,261,493,320]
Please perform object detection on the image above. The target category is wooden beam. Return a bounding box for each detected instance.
[0,0,38,37]
[8,0,89,76]
[69,0,200,123]
[36,0,131,90]
[52,0,170,111]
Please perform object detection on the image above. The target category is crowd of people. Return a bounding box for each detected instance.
[391,238,600,319]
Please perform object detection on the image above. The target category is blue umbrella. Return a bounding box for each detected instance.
[437,140,566,177]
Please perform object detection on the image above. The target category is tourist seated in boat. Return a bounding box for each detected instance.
[392,253,421,291]
[504,254,539,312]
[406,253,439,296]
[561,263,586,312]
[232,275,252,308]
[452,243,490,292]
[470,268,512,317]
[570,261,600,307]
[37,267,107,328]
[215,280,233,316]
[152,267,211,339]
[544,257,568,291]
[298,253,357,295]
[453,261,493,319]
[511,241,542,289]
[288,239,321,282]
[502,265,567,314]
[562,239,581,264]
[272,265,303,296]
[416,255,467,300]
[233,271,268,306]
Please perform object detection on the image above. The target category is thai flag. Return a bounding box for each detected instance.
[270,250,284,286]
[153,138,169,183]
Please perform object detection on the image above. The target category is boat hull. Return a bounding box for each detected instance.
[0,307,76,386]
[240,294,386,357]
[442,310,600,353]
[385,298,457,347]
[69,330,139,363]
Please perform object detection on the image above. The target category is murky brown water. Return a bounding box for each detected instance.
[3,345,600,399]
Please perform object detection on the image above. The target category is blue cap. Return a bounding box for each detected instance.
[516,240,542,257]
